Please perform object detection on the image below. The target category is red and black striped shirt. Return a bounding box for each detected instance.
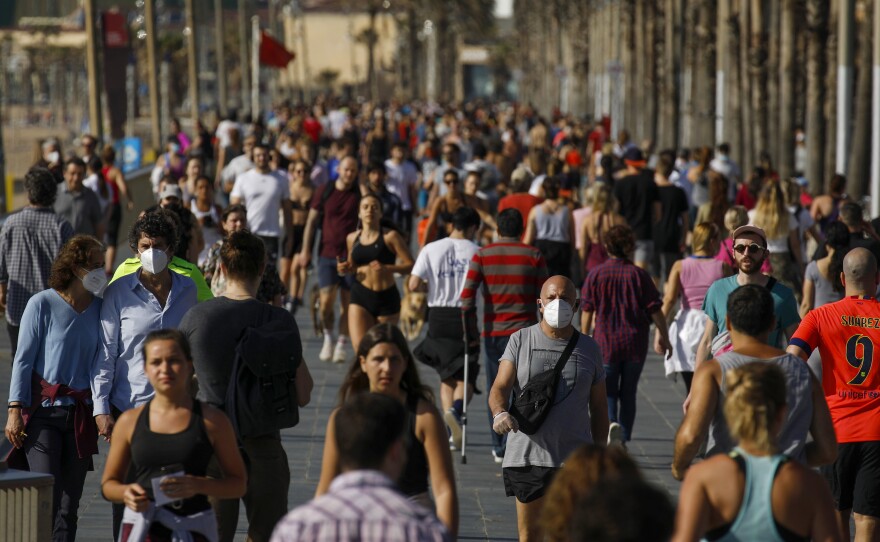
[461,241,548,337]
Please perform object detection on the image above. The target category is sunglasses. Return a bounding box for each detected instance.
[444,179,458,184]
[733,243,764,255]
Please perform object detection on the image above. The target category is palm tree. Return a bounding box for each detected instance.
[805,0,828,193]
[778,0,796,178]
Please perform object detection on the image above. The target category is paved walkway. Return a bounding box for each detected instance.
[0,174,689,540]
[0,301,687,540]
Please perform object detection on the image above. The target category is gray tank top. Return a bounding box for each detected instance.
[706,352,813,463]
[534,204,571,243]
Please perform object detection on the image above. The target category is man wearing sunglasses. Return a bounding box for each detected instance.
[693,225,800,375]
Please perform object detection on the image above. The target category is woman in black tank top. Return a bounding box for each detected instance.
[101,330,246,541]
[315,323,460,539]
[337,193,414,352]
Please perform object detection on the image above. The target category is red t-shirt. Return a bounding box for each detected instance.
[497,193,543,233]
[310,183,360,259]
[790,296,880,443]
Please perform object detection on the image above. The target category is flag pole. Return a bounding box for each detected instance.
[251,16,260,122]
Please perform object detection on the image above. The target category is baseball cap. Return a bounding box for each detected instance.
[732,225,768,247]
[159,184,183,201]
[623,147,646,166]
[510,166,535,188]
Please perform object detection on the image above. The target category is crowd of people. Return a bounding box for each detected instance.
[4,98,880,542]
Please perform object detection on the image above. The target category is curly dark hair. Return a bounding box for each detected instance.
[25,167,58,206]
[48,235,105,290]
[128,209,179,255]
[603,225,636,258]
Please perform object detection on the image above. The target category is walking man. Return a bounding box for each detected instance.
[694,225,800,370]
[230,143,293,265]
[54,157,104,238]
[296,156,360,362]
[410,207,481,449]
[490,275,608,542]
[270,393,450,542]
[672,284,837,481]
[788,248,880,542]
[460,208,547,462]
[0,167,74,360]
[180,230,313,541]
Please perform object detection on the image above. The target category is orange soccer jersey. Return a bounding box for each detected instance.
[790,296,880,443]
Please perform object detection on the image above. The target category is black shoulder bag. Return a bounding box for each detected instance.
[509,331,580,435]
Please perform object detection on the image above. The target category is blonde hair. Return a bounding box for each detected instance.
[724,206,749,234]
[780,178,801,208]
[692,222,721,254]
[752,182,790,239]
[540,445,641,542]
[591,184,615,214]
[724,363,787,454]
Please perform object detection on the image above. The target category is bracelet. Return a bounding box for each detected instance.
[492,411,507,421]
[7,404,22,409]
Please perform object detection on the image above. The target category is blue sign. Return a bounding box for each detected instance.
[115,138,142,174]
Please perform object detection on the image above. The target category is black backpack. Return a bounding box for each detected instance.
[225,316,302,439]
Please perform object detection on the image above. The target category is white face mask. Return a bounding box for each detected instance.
[541,299,574,329]
[140,247,169,275]
[80,267,108,296]
[46,151,60,164]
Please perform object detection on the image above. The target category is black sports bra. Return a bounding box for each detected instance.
[351,230,396,267]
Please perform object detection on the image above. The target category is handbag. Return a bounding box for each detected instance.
[509,331,580,435]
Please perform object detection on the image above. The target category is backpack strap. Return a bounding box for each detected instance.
[765,277,777,291]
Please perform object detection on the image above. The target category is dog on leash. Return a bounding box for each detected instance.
[309,284,322,338]
[400,288,427,341]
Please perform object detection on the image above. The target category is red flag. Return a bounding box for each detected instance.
[259,31,295,68]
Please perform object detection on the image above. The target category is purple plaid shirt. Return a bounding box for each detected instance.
[581,258,662,364]
[270,470,450,542]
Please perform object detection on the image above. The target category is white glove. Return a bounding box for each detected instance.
[492,411,519,435]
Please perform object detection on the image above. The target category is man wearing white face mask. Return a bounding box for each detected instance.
[489,275,609,542]
[581,225,672,448]
[91,210,199,539]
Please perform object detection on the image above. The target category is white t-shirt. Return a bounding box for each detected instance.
[384,159,419,211]
[748,209,799,254]
[411,237,480,308]
[230,169,290,237]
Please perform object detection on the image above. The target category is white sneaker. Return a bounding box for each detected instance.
[319,338,334,362]
[332,341,348,363]
[608,422,624,447]
[491,450,504,464]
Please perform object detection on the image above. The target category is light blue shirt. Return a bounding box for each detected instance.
[8,289,102,407]
[92,270,197,415]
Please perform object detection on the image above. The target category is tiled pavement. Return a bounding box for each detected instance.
[0,309,686,541]
[0,174,687,540]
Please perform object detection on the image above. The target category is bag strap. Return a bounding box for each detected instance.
[553,331,581,379]
[765,277,777,291]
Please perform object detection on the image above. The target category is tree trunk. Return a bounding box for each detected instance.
[692,0,716,146]
[645,0,659,144]
[749,0,768,167]
[766,0,780,164]
[739,0,754,172]
[726,0,744,164]
[660,0,682,149]
[778,0,796,178]
[407,6,418,99]
[846,1,872,200]
[824,0,839,185]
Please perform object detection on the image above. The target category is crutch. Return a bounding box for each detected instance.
[461,311,470,464]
